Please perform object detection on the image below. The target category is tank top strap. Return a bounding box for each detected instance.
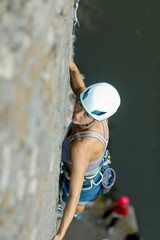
[102,120,109,140]
[102,121,106,139]
[70,134,105,145]
[69,121,109,146]
[70,129,107,144]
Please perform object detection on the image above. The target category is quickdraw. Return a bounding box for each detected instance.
[73,0,80,34]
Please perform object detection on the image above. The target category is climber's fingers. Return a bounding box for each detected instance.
[69,59,77,72]
[52,234,62,240]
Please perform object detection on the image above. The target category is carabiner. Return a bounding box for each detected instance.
[73,0,80,34]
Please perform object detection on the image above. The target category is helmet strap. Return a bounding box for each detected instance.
[78,119,96,128]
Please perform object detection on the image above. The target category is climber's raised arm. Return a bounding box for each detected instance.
[69,59,86,97]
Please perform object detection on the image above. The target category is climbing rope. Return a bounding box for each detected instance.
[72,0,80,34]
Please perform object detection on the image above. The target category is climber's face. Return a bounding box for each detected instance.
[72,101,93,125]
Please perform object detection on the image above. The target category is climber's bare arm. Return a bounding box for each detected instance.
[53,140,91,240]
[69,59,86,97]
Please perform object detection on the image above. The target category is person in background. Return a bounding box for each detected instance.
[97,196,130,233]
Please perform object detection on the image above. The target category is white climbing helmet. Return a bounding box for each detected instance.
[80,82,121,121]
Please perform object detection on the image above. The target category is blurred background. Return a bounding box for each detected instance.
[72,0,160,239]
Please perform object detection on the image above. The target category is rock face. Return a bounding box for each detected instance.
[0,0,74,239]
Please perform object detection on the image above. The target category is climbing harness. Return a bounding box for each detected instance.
[61,149,116,193]
[81,150,116,192]
[73,0,80,34]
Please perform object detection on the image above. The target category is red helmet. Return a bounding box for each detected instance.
[117,196,130,206]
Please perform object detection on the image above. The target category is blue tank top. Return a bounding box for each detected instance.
[61,120,109,173]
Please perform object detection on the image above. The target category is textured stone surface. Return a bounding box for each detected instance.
[0,0,74,239]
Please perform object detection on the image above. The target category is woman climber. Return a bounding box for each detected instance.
[53,60,121,240]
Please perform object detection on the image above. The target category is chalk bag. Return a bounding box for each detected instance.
[101,168,116,194]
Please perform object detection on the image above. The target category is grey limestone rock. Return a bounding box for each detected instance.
[0,0,75,239]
